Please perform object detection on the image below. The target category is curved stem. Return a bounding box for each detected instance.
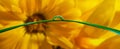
[0,19,120,34]
[0,16,120,34]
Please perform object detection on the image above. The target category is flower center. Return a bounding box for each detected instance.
[25,13,47,34]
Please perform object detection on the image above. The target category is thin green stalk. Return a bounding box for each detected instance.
[0,16,120,34]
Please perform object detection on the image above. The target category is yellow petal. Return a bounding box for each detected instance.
[39,0,50,11]
[0,0,26,21]
[75,37,104,49]
[27,34,39,49]
[37,33,45,46]
[15,34,30,49]
[48,21,82,38]
[0,0,12,9]
[19,0,36,15]
[80,0,116,38]
[115,0,120,11]
[0,5,24,21]
[40,40,53,49]
[61,8,81,20]
[44,0,64,13]
[110,12,120,27]
[47,32,73,49]
[11,5,27,21]
[96,35,120,49]
[0,24,3,29]
[45,0,75,19]
[77,0,103,12]
[58,0,75,14]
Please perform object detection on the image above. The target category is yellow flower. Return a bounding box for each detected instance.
[0,0,82,49]
[0,0,120,49]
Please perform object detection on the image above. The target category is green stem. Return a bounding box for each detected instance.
[0,16,120,34]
